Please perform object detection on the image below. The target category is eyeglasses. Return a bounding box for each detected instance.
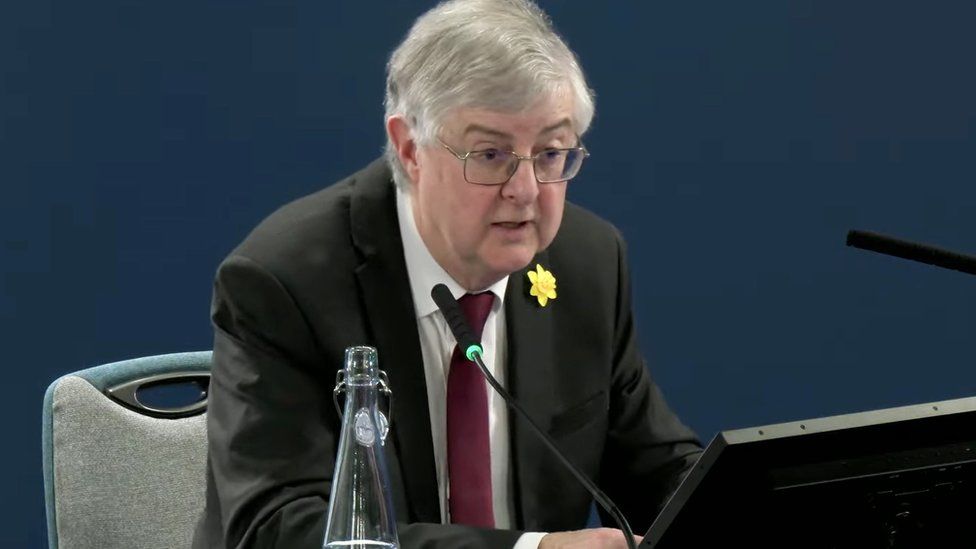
[438,139,589,186]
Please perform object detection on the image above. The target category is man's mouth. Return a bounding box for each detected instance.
[493,221,531,229]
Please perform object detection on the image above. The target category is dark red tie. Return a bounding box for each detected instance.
[446,292,496,527]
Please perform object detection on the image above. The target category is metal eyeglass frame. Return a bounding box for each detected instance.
[438,138,590,186]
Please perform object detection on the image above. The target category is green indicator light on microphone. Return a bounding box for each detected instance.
[465,344,483,362]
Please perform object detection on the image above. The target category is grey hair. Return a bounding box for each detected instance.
[384,0,596,190]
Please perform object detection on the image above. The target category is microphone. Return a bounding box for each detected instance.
[846,230,976,276]
[430,284,638,549]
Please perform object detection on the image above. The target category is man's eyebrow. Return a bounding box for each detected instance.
[461,118,574,139]
[540,118,573,135]
[463,124,512,139]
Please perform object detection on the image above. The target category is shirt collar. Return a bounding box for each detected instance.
[396,185,509,319]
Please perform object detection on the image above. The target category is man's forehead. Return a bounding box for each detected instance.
[443,92,577,140]
[460,118,574,140]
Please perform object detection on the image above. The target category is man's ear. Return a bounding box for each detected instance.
[386,115,421,186]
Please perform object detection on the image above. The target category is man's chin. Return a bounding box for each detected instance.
[488,251,538,279]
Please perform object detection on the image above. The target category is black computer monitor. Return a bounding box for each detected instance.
[640,396,976,548]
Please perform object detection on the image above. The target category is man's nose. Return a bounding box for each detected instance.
[501,158,539,204]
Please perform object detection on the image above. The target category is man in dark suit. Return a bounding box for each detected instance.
[194,1,702,548]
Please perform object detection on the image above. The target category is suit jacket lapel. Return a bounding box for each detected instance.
[349,162,440,523]
[505,252,556,530]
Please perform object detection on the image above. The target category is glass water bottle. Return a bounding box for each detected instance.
[322,346,399,549]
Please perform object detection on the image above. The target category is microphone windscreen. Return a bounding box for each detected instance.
[847,229,976,276]
[430,284,480,352]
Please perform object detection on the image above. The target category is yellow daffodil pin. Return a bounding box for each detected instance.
[527,264,557,307]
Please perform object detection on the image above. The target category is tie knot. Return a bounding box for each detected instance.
[457,292,494,341]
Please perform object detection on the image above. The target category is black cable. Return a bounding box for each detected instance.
[431,284,638,549]
[468,350,638,549]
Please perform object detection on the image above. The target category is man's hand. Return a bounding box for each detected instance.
[538,528,642,549]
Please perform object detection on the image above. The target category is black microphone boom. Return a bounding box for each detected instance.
[430,284,638,549]
[846,230,976,276]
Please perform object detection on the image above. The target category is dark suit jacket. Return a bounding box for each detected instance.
[193,158,702,549]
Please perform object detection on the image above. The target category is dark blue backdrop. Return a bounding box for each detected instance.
[3,1,975,545]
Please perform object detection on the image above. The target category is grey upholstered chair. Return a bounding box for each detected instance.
[42,351,212,549]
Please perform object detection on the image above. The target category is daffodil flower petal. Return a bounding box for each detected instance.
[527,264,557,307]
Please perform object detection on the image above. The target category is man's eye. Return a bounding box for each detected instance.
[473,149,502,162]
[539,149,565,162]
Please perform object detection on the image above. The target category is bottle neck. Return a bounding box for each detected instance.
[343,381,379,411]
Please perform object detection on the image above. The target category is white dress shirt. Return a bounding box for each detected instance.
[396,186,546,549]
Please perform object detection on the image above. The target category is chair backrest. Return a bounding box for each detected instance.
[42,351,212,549]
